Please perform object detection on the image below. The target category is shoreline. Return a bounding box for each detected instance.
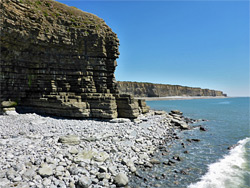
[0,110,194,187]
[136,96,228,101]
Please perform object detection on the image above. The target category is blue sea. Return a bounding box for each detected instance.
[142,97,249,188]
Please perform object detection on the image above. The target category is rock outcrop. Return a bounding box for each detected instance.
[117,81,227,97]
[0,0,149,118]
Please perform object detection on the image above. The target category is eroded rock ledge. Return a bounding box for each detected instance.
[117,81,227,97]
[0,0,149,118]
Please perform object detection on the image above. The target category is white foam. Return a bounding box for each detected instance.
[188,137,250,188]
[217,101,231,105]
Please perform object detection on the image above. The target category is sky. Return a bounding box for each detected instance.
[57,0,249,97]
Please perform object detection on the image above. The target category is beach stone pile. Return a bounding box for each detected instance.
[0,109,190,187]
[0,0,149,118]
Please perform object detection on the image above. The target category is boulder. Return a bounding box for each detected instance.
[1,101,18,108]
[171,119,189,129]
[110,118,131,123]
[114,173,129,187]
[58,135,80,145]
[154,111,166,115]
[170,110,183,115]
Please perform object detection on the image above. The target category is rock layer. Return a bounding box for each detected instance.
[0,0,149,118]
[117,81,227,97]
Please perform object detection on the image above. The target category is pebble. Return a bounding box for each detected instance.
[38,164,53,177]
[69,146,79,154]
[0,110,193,187]
[77,176,92,188]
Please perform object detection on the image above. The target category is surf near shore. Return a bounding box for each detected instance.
[136,96,227,101]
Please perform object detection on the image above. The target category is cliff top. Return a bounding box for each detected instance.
[117,81,209,90]
[1,0,118,38]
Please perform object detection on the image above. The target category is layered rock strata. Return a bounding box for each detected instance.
[117,81,227,97]
[0,0,149,118]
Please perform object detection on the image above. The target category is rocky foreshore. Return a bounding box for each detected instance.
[0,110,195,188]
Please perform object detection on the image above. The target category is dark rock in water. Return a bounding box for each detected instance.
[163,161,168,165]
[180,170,188,175]
[200,126,207,131]
[187,138,200,142]
[163,159,176,166]
[143,162,153,168]
[184,117,193,124]
[170,110,183,115]
[155,176,161,180]
[158,146,166,151]
[161,152,168,156]
[173,155,182,161]
[227,143,240,150]
[191,139,201,142]
[149,158,161,165]
[135,172,143,179]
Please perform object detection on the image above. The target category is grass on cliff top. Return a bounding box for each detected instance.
[18,0,104,29]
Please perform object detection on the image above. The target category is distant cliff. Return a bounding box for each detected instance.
[117,81,227,97]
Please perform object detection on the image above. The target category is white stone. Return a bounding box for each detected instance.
[114,173,129,187]
[38,164,53,177]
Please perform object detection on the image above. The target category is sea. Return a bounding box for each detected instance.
[133,97,250,188]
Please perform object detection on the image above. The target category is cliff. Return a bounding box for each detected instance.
[117,81,227,97]
[0,0,149,118]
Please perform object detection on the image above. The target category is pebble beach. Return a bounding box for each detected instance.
[0,109,193,188]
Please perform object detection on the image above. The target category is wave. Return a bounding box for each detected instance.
[217,101,231,105]
[188,137,250,188]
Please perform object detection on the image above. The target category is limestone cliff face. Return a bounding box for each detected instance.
[117,82,227,97]
[0,0,149,118]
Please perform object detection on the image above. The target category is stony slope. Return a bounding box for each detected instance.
[0,0,149,118]
[117,81,227,97]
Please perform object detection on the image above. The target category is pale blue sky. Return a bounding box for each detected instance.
[57,0,249,96]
